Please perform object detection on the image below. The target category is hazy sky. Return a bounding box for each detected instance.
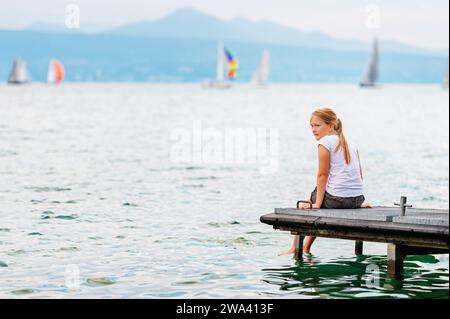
[0,0,448,50]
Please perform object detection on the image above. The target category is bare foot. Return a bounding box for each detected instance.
[278,247,296,256]
[361,203,373,208]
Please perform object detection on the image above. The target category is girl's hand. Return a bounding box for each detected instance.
[299,203,321,209]
[299,203,312,209]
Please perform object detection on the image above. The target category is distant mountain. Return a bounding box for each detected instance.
[26,22,68,33]
[0,29,447,83]
[111,8,446,55]
[25,22,110,34]
[19,8,447,56]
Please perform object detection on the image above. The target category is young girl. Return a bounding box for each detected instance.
[284,108,371,256]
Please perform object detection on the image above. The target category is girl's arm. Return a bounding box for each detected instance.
[357,150,363,180]
[357,150,372,208]
[313,145,330,209]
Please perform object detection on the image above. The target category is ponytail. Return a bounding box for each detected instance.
[334,118,351,165]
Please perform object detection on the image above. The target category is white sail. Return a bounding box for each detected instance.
[47,61,56,83]
[203,41,231,89]
[360,37,379,87]
[216,42,225,82]
[8,57,31,84]
[443,64,449,89]
[251,49,270,86]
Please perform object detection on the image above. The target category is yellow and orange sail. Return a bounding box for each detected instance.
[47,59,65,84]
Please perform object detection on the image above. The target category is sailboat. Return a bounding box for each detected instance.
[442,64,449,89]
[359,37,379,87]
[47,59,65,84]
[204,42,238,89]
[7,57,31,85]
[251,49,270,87]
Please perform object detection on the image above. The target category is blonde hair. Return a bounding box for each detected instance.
[311,108,351,165]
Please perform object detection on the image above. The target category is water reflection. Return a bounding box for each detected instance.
[262,255,448,299]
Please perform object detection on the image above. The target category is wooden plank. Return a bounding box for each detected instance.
[294,235,304,260]
[274,207,449,226]
[355,241,364,256]
[261,213,449,237]
[275,207,449,215]
[394,207,449,215]
[261,213,449,249]
[272,224,449,249]
[401,246,449,256]
[274,207,398,222]
[392,216,449,227]
[388,244,404,277]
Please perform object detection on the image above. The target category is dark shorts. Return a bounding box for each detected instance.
[310,188,365,209]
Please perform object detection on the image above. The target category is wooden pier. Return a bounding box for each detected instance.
[260,198,449,277]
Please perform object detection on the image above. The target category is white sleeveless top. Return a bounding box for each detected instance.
[318,135,364,197]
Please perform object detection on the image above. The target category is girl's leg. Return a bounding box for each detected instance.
[280,189,319,256]
[303,189,318,253]
[303,236,316,254]
[357,195,372,208]
[280,235,316,255]
[279,235,298,255]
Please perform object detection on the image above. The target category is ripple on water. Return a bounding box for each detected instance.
[185,176,218,181]
[59,247,79,252]
[0,150,18,157]
[191,236,255,247]
[232,237,254,246]
[40,211,78,220]
[11,289,35,295]
[173,280,200,286]
[85,278,116,287]
[26,186,72,192]
[123,202,139,207]
[206,220,241,228]
[55,215,78,220]
[40,211,54,219]
[7,250,26,256]
[0,261,8,267]
[88,236,103,240]
[30,199,45,204]
[28,232,43,236]
[180,184,205,188]
[422,196,439,202]
[184,166,204,171]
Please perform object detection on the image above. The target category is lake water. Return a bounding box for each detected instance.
[0,84,448,299]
